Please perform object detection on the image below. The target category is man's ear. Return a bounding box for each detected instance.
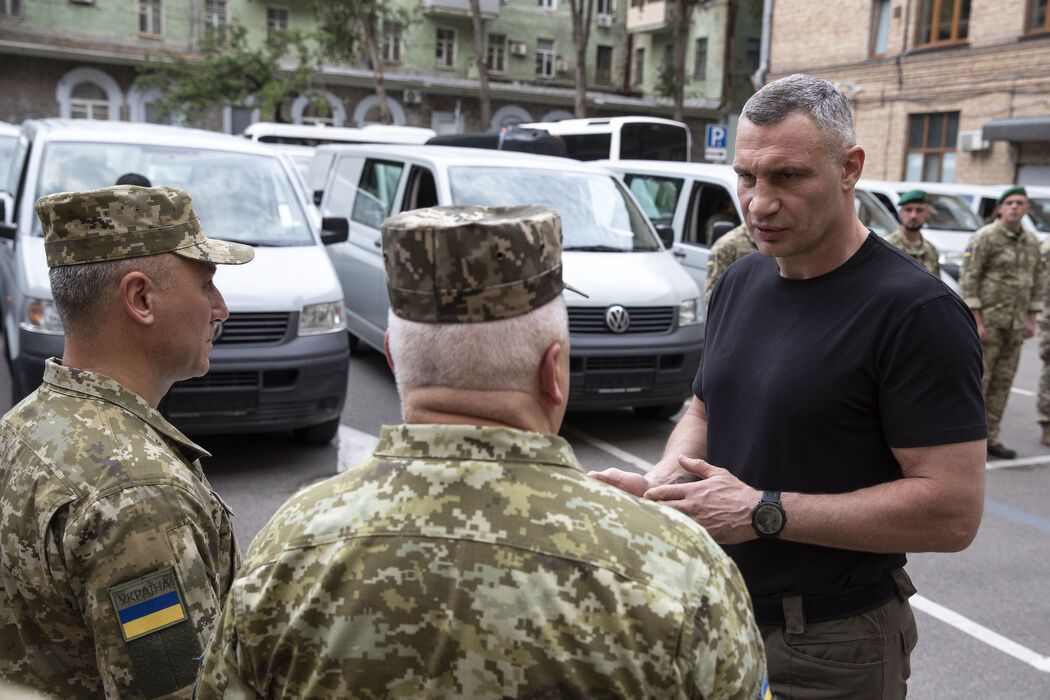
[539,341,566,408]
[119,271,155,327]
[384,331,396,375]
[842,144,865,189]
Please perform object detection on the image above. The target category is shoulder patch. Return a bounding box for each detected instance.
[109,567,188,642]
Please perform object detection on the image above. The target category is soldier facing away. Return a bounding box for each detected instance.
[960,185,1046,459]
[705,223,758,305]
[197,205,768,699]
[0,185,253,698]
[885,189,940,276]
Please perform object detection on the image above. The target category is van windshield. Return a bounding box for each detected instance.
[449,166,660,251]
[34,142,314,245]
[922,193,983,231]
[1027,197,1050,233]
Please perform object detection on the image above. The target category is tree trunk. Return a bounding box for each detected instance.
[571,0,593,117]
[468,0,491,128]
[673,0,691,122]
[358,10,391,124]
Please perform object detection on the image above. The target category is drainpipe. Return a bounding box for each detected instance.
[751,0,772,90]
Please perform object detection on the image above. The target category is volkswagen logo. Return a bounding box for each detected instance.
[605,305,631,333]
[211,320,224,342]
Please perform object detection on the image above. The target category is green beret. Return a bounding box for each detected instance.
[382,204,585,324]
[898,189,927,206]
[997,185,1027,206]
[35,185,255,268]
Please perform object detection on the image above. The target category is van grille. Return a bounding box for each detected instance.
[568,306,675,334]
[215,313,291,345]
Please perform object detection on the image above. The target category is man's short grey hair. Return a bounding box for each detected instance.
[49,254,174,337]
[742,73,856,158]
[387,296,569,395]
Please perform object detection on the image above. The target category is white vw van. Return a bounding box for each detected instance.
[0,120,349,443]
[319,145,704,418]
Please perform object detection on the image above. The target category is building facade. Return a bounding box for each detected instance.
[766,0,1050,185]
[0,0,761,159]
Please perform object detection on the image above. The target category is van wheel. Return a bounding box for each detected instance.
[632,403,682,420]
[292,418,341,445]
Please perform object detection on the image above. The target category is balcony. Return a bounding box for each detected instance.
[421,0,500,18]
[626,0,671,33]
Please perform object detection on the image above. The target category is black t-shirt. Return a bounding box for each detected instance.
[695,233,986,599]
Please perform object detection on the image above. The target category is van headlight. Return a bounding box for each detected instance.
[21,298,64,335]
[678,298,700,327]
[298,301,346,336]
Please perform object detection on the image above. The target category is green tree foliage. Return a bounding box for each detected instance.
[136,24,318,123]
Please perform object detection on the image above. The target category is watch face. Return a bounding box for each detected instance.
[755,503,784,534]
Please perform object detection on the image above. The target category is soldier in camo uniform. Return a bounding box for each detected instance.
[1036,237,1050,445]
[705,224,758,305]
[0,185,253,698]
[960,185,1046,459]
[197,205,769,700]
[885,190,940,276]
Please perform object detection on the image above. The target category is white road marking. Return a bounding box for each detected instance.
[561,425,653,471]
[337,424,379,473]
[568,430,1050,673]
[986,454,1050,471]
[1010,387,1036,396]
[911,595,1050,673]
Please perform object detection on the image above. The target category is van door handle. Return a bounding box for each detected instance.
[673,250,686,259]
[373,239,382,248]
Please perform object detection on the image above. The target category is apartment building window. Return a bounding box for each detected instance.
[436,28,456,67]
[693,37,707,79]
[204,0,226,29]
[383,21,403,64]
[1028,0,1050,32]
[538,0,557,9]
[487,33,507,72]
[871,0,891,54]
[597,0,615,15]
[267,7,289,35]
[3,0,22,18]
[70,83,111,120]
[536,39,554,78]
[746,37,761,74]
[139,0,162,36]
[595,45,613,82]
[905,112,959,182]
[633,47,645,86]
[916,0,970,47]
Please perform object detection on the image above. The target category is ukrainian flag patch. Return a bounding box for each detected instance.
[109,567,188,642]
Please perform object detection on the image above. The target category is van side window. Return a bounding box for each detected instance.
[561,133,612,161]
[401,166,439,212]
[620,123,689,162]
[352,159,405,229]
[624,174,683,227]
[683,182,739,246]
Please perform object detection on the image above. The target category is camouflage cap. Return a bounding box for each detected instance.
[35,185,255,268]
[383,204,585,323]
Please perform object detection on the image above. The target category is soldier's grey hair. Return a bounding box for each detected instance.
[49,254,174,337]
[387,296,569,395]
[742,73,856,159]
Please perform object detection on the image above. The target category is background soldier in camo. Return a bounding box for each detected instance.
[198,205,768,699]
[885,189,940,276]
[960,185,1046,459]
[705,223,758,304]
[1037,237,1050,445]
[0,185,253,698]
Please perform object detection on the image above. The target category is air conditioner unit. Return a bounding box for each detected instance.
[596,14,614,28]
[958,129,989,152]
[555,57,569,73]
[509,40,528,57]
[403,89,422,105]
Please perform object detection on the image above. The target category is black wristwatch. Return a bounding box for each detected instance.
[751,490,786,539]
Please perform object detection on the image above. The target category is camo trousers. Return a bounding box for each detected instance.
[982,325,1024,443]
[1038,319,1050,425]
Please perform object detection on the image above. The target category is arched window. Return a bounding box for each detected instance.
[352,95,406,126]
[291,91,347,126]
[56,67,123,120]
[70,83,110,120]
[490,105,533,131]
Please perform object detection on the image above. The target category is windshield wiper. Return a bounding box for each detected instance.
[562,245,631,252]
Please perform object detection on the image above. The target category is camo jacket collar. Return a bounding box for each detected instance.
[374,423,581,471]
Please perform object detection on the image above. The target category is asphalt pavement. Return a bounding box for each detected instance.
[2,334,1048,698]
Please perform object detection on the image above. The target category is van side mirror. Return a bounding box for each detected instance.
[711,220,736,244]
[320,216,349,245]
[654,224,675,248]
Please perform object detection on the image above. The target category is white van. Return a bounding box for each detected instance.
[521,116,692,162]
[318,144,704,418]
[604,160,903,298]
[887,181,1048,236]
[0,120,350,443]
